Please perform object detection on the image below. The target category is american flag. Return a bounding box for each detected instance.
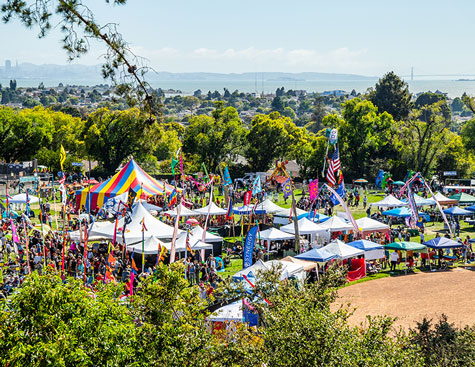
[326,147,341,185]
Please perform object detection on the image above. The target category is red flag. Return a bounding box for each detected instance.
[108,253,116,267]
[244,190,252,206]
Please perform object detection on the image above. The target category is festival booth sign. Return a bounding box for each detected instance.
[433,192,458,206]
[163,204,197,217]
[89,202,180,244]
[449,192,475,205]
[442,206,473,216]
[193,202,227,216]
[424,237,463,249]
[370,194,406,208]
[347,239,385,261]
[355,217,390,237]
[75,159,176,210]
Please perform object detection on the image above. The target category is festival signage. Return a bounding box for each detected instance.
[72,162,83,167]
[443,171,457,176]
[243,226,258,269]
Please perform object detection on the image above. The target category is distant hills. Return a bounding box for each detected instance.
[0,63,376,85]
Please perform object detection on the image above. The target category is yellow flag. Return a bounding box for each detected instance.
[60,145,66,171]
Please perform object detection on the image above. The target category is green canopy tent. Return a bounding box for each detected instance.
[385,241,427,273]
[448,192,475,205]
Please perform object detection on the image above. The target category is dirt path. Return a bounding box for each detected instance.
[336,268,475,330]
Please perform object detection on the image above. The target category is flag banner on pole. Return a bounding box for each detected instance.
[60,145,66,171]
[309,179,319,201]
[243,226,259,269]
[282,178,292,199]
[127,188,137,209]
[329,182,346,205]
[324,183,360,234]
[244,190,252,205]
[326,147,341,185]
[406,185,419,228]
[201,162,209,182]
[225,196,234,220]
[171,158,179,175]
[252,176,262,196]
[223,165,232,186]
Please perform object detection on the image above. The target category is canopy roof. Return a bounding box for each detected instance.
[355,217,390,232]
[88,202,179,243]
[401,194,436,207]
[255,199,284,214]
[280,217,324,235]
[76,159,176,210]
[163,204,197,217]
[295,247,338,262]
[258,227,295,242]
[443,206,473,216]
[275,207,308,218]
[466,205,475,212]
[370,194,406,208]
[424,237,463,249]
[449,192,475,204]
[4,193,40,204]
[232,259,304,281]
[433,192,458,205]
[317,216,354,232]
[321,239,364,260]
[281,256,318,271]
[382,207,426,218]
[164,231,213,252]
[190,225,223,243]
[386,241,427,252]
[209,301,242,322]
[127,235,168,254]
[304,211,330,223]
[193,202,227,216]
[347,239,384,251]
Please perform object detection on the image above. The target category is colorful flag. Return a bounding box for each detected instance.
[225,196,234,221]
[329,182,346,205]
[223,165,232,186]
[108,253,117,267]
[201,162,209,182]
[244,190,252,205]
[60,145,66,171]
[308,179,319,201]
[243,226,259,269]
[171,158,179,175]
[282,178,292,199]
[127,188,137,209]
[325,183,359,233]
[326,147,341,185]
[251,176,262,196]
[168,190,177,207]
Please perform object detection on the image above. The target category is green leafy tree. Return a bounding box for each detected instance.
[182,103,245,170]
[451,97,464,112]
[369,71,413,121]
[84,107,160,174]
[415,93,451,122]
[271,96,285,113]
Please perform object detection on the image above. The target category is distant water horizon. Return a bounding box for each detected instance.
[2,77,475,98]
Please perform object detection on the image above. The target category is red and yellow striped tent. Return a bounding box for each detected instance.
[76,159,176,210]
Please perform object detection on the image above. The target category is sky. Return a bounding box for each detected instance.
[1,0,475,76]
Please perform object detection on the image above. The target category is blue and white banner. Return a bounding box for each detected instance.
[243,226,259,269]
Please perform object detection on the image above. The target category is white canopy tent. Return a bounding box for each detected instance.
[87,202,180,243]
[232,259,305,281]
[233,259,268,280]
[162,204,197,217]
[69,221,114,242]
[433,192,458,205]
[275,207,308,218]
[258,227,295,242]
[164,231,213,252]
[193,202,227,216]
[209,301,243,323]
[320,239,364,260]
[317,216,354,232]
[255,199,285,214]
[280,217,324,235]
[190,225,224,243]
[355,217,390,234]
[127,235,169,254]
[4,193,40,204]
[370,194,405,208]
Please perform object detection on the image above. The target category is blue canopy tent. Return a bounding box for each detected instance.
[295,248,338,262]
[382,207,430,222]
[424,237,462,249]
[443,206,472,216]
[466,205,475,212]
[347,239,385,261]
[298,211,330,223]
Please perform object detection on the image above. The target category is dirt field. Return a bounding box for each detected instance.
[336,268,475,330]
